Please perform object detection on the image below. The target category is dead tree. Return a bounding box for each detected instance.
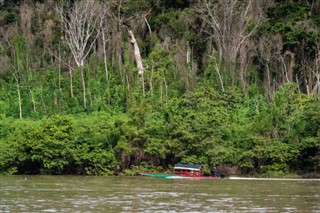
[196,0,260,89]
[313,45,320,94]
[127,25,145,96]
[56,0,105,109]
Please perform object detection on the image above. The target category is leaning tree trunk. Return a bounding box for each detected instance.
[127,28,145,95]
[127,29,144,75]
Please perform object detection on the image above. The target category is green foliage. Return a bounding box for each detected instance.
[0,113,121,175]
[0,0,319,177]
[260,2,320,56]
[152,9,185,37]
[166,85,242,168]
[238,84,320,175]
[267,3,309,23]
[1,83,319,176]
[311,10,320,28]
[4,13,16,24]
[300,100,320,136]
[117,0,150,17]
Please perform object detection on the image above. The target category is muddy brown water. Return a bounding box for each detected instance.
[0,176,319,212]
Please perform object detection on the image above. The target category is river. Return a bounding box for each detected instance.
[0,176,319,212]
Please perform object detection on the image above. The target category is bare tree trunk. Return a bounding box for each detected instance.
[217,68,225,92]
[186,41,191,64]
[80,67,87,109]
[127,29,144,76]
[69,61,74,98]
[285,51,295,82]
[266,63,272,98]
[306,78,310,95]
[314,74,320,94]
[162,69,168,100]
[149,61,154,95]
[210,50,225,92]
[102,30,109,81]
[278,54,290,83]
[58,42,62,93]
[17,83,22,119]
[127,28,145,95]
[11,42,23,119]
[239,44,247,89]
[100,11,112,82]
[301,45,320,94]
[314,46,320,94]
[13,73,22,119]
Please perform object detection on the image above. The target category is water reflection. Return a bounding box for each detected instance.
[0,176,319,213]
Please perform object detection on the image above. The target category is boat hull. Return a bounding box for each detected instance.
[140,173,222,179]
[139,173,173,178]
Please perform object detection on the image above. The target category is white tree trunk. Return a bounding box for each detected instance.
[127,28,145,95]
[101,27,109,81]
[12,73,22,119]
[80,68,87,109]
[127,29,144,75]
[69,63,74,98]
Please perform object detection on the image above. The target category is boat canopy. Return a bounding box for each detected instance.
[173,164,202,171]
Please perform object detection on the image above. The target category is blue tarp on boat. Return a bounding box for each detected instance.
[173,164,202,171]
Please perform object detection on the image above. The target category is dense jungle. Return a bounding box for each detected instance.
[0,0,319,177]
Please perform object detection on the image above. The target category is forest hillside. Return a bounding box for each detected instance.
[0,0,319,177]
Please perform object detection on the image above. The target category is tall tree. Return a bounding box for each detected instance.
[195,0,260,89]
[7,36,30,119]
[57,0,106,109]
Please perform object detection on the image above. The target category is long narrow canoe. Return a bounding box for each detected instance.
[139,164,224,179]
[139,173,221,179]
[139,173,174,178]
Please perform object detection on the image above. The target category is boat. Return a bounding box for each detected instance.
[140,164,223,179]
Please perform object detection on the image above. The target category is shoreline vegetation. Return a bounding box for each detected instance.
[2,173,320,180]
[0,1,319,177]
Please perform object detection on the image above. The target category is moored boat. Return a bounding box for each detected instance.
[140,164,224,179]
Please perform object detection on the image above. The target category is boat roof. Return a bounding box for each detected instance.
[174,164,202,171]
